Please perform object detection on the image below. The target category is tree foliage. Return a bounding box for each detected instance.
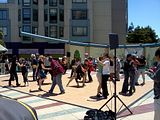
[74,50,81,59]
[0,31,5,46]
[126,23,159,43]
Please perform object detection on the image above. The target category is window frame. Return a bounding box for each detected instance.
[44,9,48,22]
[32,27,38,34]
[59,9,64,21]
[49,8,57,24]
[50,25,57,38]
[33,9,38,21]
[59,0,64,5]
[59,26,64,37]
[72,0,87,3]
[23,0,31,6]
[33,0,38,4]
[22,8,31,24]
[72,10,87,20]
[49,0,57,6]
[45,26,48,36]
[0,10,7,20]
[44,0,48,5]
[72,26,88,36]
[22,25,31,41]
[18,9,21,21]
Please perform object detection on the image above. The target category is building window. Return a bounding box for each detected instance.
[0,26,7,36]
[59,27,64,38]
[59,0,64,5]
[19,27,21,37]
[33,0,38,4]
[22,8,31,23]
[0,0,8,3]
[50,25,57,38]
[44,0,48,5]
[33,9,38,21]
[23,25,31,32]
[59,9,64,21]
[44,9,48,22]
[49,0,57,6]
[72,10,87,20]
[18,9,21,21]
[72,0,87,3]
[18,0,21,5]
[22,25,31,41]
[23,0,31,6]
[32,27,38,34]
[72,26,87,36]
[45,27,48,36]
[49,8,57,24]
[0,10,7,20]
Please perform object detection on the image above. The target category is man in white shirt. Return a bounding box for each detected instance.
[101,54,110,99]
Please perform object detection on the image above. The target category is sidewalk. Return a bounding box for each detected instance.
[117,89,154,120]
[0,70,155,120]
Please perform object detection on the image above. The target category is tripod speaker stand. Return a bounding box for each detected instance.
[99,33,132,119]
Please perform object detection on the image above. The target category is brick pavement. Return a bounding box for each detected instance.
[0,70,155,120]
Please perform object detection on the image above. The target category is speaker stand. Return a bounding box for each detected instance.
[99,48,132,119]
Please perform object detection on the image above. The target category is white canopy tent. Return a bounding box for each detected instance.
[0,44,8,53]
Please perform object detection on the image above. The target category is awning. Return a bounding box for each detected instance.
[0,44,8,53]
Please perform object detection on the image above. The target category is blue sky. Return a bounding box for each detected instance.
[0,0,7,3]
[128,0,160,38]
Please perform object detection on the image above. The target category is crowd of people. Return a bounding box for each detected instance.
[0,51,151,98]
[5,54,68,95]
[2,47,160,120]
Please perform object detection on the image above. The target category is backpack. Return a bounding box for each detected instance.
[51,60,65,77]
[84,109,115,120]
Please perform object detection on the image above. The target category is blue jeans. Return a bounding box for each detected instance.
[49,73,64,93]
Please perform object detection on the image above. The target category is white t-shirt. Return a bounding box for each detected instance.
[102,59,110,75]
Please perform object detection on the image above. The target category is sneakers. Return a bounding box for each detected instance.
[101,96,107,99]
[96,92,103,98]
[60,91,65,94]
[16,84,20,87]
[96,93,102,98]
[141,82,145,86]
[135,82,139,86]
[119,92,127,96]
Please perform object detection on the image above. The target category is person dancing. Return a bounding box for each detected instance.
[8,55,20,87]
[147,48,160,120]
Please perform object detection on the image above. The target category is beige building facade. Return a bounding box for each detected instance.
[0,0,128,59]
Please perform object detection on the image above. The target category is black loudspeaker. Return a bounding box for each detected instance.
[67,52,71,57]
[109,33,119,49]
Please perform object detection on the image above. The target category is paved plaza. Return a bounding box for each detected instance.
[0,70,155,120]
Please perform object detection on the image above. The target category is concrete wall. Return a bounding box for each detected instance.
[92,0,112,44]
[68,44,159,68]
[111,0,128,44]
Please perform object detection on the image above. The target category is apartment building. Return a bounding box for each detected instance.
[0,0,128,57]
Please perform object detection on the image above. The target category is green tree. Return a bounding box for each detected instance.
[74,50,80,59]
[128,22,134,33]
[0,31,5,46]
[127,24,159,43]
